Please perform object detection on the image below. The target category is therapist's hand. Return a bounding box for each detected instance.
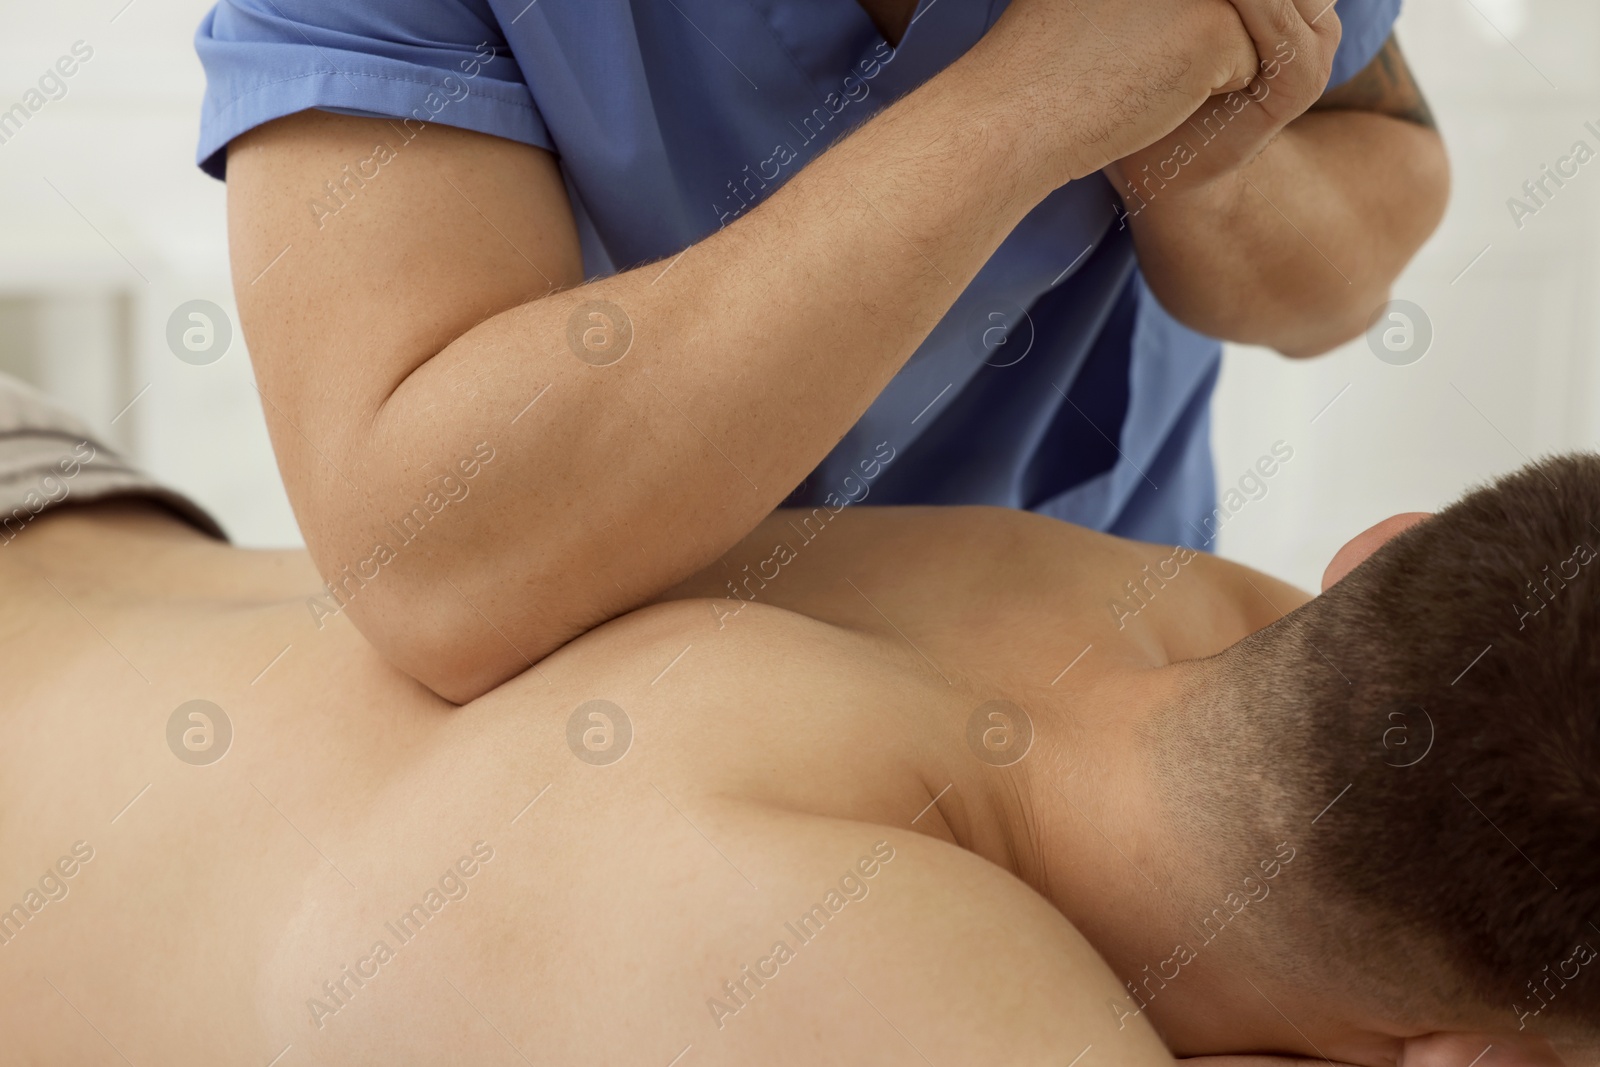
[963,0,1264,185]
[1096,24,1449,359]
[1103,0,1342,196]
[960,0,1260,185]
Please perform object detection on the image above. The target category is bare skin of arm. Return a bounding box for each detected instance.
[1110,30,1449,357]
[226,0,1269,702]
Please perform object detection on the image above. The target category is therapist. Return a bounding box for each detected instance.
[197,0,1446,702]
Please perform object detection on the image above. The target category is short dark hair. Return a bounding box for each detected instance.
[1227,454,1600,1036]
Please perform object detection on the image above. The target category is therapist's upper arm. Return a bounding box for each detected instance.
[1312,33,1436,129]
[225,106,584,470]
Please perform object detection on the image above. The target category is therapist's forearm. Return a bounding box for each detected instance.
[1119,111,1448,357]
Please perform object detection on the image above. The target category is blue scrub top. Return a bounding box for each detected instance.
[195,0,1398,550]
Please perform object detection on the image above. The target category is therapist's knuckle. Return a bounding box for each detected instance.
[1277,46,1320,93]
[1316,4,1344,42]
[1200,0,1247,45]
[1274,37,1330,98]
[1300,37,1337,94]
[1265,0,1303,42]
[1192,2,1251,80]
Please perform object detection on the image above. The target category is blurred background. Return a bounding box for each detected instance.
[0,0,1596,589]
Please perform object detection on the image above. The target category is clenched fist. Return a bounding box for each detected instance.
[957,0,1340,193]
[1106,0,1343,205]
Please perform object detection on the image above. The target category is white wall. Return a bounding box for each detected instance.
[0,0,298,546]
[0,0,1596,566]
[1212,0,1600,590]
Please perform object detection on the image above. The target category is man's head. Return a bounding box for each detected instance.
[1160,453,1600,1061]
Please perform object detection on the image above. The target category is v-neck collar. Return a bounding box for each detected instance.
[861,0,935,52]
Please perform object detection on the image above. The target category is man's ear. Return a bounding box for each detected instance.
[1321,512,1432,593]
[1400,1031,1568,1067]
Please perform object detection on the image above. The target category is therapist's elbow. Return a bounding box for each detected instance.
[1272,303,1386,359]
[319,561,554,704]
[1277,127,1451,360]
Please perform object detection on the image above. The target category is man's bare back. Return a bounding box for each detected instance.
[0,501,1305,1064]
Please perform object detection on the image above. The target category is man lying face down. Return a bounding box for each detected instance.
[0,379,1594,1066]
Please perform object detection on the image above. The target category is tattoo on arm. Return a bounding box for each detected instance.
[1312,35,1437,129]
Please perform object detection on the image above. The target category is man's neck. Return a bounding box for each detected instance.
[1010,659,1215,997]
[1000,657,1413,1067]
[987,657,1303,1055]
